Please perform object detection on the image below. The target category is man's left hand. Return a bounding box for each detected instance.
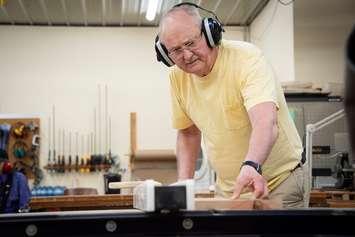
[231,165,269,199]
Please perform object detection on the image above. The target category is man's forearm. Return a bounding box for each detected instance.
[176,125,201,180]
[245,122,278,165]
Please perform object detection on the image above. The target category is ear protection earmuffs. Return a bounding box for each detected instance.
[155,2,224,67]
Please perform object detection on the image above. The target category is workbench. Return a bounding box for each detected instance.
[29,192,215,211]
[5,193,355,236]
[29,189,355,212]
[1,208,355,236]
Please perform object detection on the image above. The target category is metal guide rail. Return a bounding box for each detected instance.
[0,209,355,236]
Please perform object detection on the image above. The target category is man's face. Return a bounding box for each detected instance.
[160,12,214,76]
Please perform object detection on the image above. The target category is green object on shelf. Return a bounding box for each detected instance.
[289,108,296,122]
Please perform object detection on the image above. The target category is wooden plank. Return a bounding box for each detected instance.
[134,149,176,161]
[30,194,133,211]
[195,192,215,198]
[195,198,282,210]
[30,195,282,212]
[131,169,177,185]
[327,200,355,208]
[109,181,144,189]
[309,190,328,207]
[310,189,355,207]
[130,112,137,155]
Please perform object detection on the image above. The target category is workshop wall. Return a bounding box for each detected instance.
[0,26,244,193]
[294,0,355,92]
[250,0,295,82]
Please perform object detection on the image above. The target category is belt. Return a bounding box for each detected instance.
[294,156,306,171]
[292,162,304,171]
[294,163,302,170]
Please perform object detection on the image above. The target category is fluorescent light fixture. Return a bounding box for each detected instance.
[146,0,159,21]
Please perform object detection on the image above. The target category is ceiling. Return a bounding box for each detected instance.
[0,0,269,27]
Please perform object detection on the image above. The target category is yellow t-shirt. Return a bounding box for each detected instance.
[169,40,303,197]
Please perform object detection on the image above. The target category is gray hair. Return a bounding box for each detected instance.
[158,4,202,37]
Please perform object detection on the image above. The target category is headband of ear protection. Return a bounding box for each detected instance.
[155,2,224,67]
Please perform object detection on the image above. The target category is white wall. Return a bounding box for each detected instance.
[250,0,295,82]
[294,0,355,90]
[0,25,244,193]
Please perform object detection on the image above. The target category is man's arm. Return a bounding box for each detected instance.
[176,124,201,180]
[232,101,278,199]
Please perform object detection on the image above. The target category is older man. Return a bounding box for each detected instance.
[156,3,308,208]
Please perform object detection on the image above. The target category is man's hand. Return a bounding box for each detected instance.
[231,165,269,199]
[230,102,277,199]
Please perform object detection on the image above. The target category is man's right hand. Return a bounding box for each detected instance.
[231,165,269,199]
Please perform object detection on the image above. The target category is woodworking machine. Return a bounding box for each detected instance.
[133,179,195,212]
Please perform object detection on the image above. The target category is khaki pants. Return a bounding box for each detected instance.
[269,164,310,208]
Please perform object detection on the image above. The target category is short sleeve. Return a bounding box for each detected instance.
[240,49,279,111]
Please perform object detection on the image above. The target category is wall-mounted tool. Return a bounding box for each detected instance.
[32,135,40,147]
[12,140,28,159]
[53,106,57,173]
[106,116,113,171]
[75,132,79,172]
[47,117,52,172]
[55,127,61,173]
[68,132,72,172]
[79,134,85,173]
[12,121,28,139]
[91,133,98,172]
[98,85,102,158]
[27,121,39,133]
[61,129,66,173]
[86,134,90,173]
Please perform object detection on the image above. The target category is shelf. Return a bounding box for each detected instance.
[43,164,112,173]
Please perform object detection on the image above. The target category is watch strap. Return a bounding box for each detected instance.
[241,160,262,174]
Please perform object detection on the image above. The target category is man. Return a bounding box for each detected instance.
[156,4,308,208]
[0,157,31,213]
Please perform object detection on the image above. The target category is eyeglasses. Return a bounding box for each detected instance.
[167,32,203,60]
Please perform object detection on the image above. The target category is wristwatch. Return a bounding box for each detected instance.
[241,160,262,175]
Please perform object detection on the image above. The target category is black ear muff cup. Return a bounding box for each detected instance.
[202,18,223,48]
[155,35,174,67]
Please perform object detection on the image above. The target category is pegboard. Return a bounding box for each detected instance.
[0,118,40,179]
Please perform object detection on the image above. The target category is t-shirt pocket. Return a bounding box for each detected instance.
[222,104,249,130]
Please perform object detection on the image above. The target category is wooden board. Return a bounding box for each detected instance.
[0,118,40,179]
[130,112,137,156]
[310,189,355,208]
[30,194,133,211]
[30,195,282,212]
[195,198,283,210]
[131,169,177,185]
